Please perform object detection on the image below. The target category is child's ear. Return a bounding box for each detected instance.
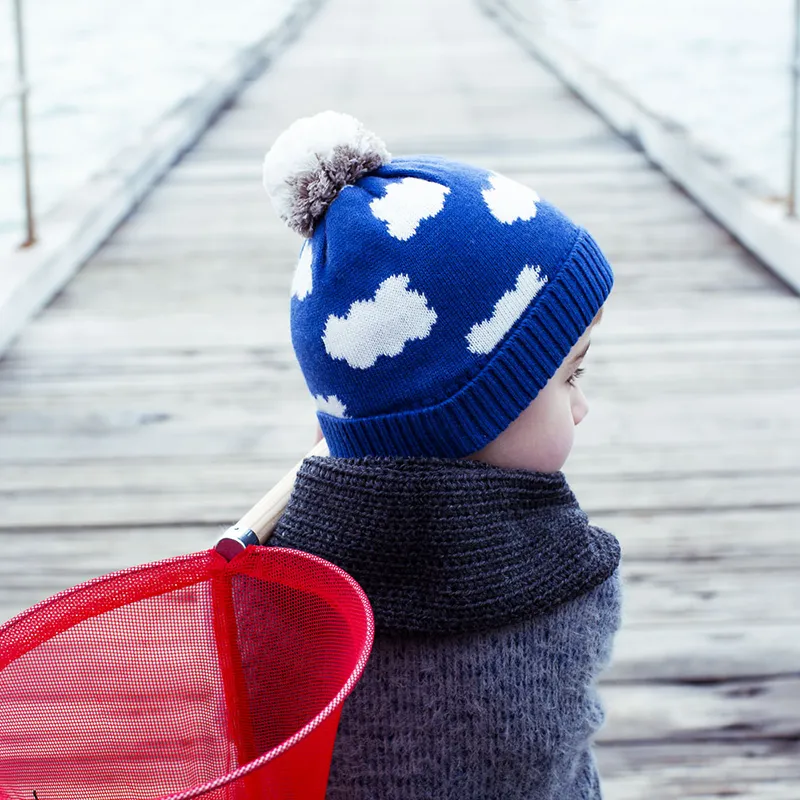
[314,423,324,445]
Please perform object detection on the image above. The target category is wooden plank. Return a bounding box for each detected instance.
[7,313,797,358]
[572,440,800,476]
[2,465,799,526]
[1,418,799,469]
[5,498,800,560]
[575,472,800,514]
[609,624,800,682]
[3,339,798,382]
[86,219,739,261]
[0,528,214,623]
[3,397,800,466]
[2,331,798,383]
[197,114,616,150]
[17,267,799,322]
[105,186,727,229]
[172,147,650,180]
[34,252,776,306]
[11,366,800,409]
[8,294,799,356]
[577,397,800,454]
[597,741,800,800]
[599,677,800,742]
[620,566,800,627]
[599,295,800,331]
[142,167,680,208]
[3,450,800,498]
[595,508,800,563]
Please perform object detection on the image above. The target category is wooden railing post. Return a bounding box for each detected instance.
[789,0,800,216]
[11,0,36,246]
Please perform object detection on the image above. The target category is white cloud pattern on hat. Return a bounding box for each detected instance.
[314,394,348,418]
[291,241,313,300]
[482,172,540,224]
[466,265,548,354]
[370,178,450,240]
[323,274,437,369]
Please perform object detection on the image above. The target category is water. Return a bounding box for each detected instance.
[0,0,294,246]
[513,0,793,198]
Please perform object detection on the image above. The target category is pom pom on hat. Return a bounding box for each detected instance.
[263,111,391,237]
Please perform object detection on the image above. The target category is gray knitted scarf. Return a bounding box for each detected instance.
[272,456,620,634]
[269,457,623,799]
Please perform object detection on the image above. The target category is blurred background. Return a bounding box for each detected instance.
[0,0,295,247]
[503,0,792,198]
[1,0,795,250]
[1,0,799,797]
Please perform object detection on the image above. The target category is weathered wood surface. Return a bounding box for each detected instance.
[1,0,799,796]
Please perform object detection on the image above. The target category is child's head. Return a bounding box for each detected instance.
[263,112,613,470]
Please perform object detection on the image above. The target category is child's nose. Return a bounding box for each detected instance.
[572,388,589,426]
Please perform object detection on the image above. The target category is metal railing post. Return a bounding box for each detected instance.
[11,0,36,246]
[789,0,800,217]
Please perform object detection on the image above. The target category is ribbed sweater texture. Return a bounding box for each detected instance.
[270,457,622,799]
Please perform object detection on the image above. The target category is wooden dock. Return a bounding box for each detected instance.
[1,0,799,796]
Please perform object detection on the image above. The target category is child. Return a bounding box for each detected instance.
[262,111,622,799]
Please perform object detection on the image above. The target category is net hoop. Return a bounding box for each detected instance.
[0,546,375,800]
[159,547,375,800]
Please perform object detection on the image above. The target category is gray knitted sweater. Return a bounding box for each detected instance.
[270,457,622,799]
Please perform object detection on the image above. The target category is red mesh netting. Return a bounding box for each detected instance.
[0,546,374,800]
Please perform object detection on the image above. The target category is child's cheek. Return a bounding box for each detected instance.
[510,393,576,472]
[531,417,575,472]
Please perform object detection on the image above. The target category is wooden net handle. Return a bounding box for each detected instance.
[214,438,329,559]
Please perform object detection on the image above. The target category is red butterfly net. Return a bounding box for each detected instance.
[0,546,374,800]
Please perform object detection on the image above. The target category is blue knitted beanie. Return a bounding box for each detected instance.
[263,112,613,459]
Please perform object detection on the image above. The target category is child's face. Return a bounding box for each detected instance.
[468,324,595,473]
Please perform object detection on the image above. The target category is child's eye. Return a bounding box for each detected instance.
[567,367,585,386]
